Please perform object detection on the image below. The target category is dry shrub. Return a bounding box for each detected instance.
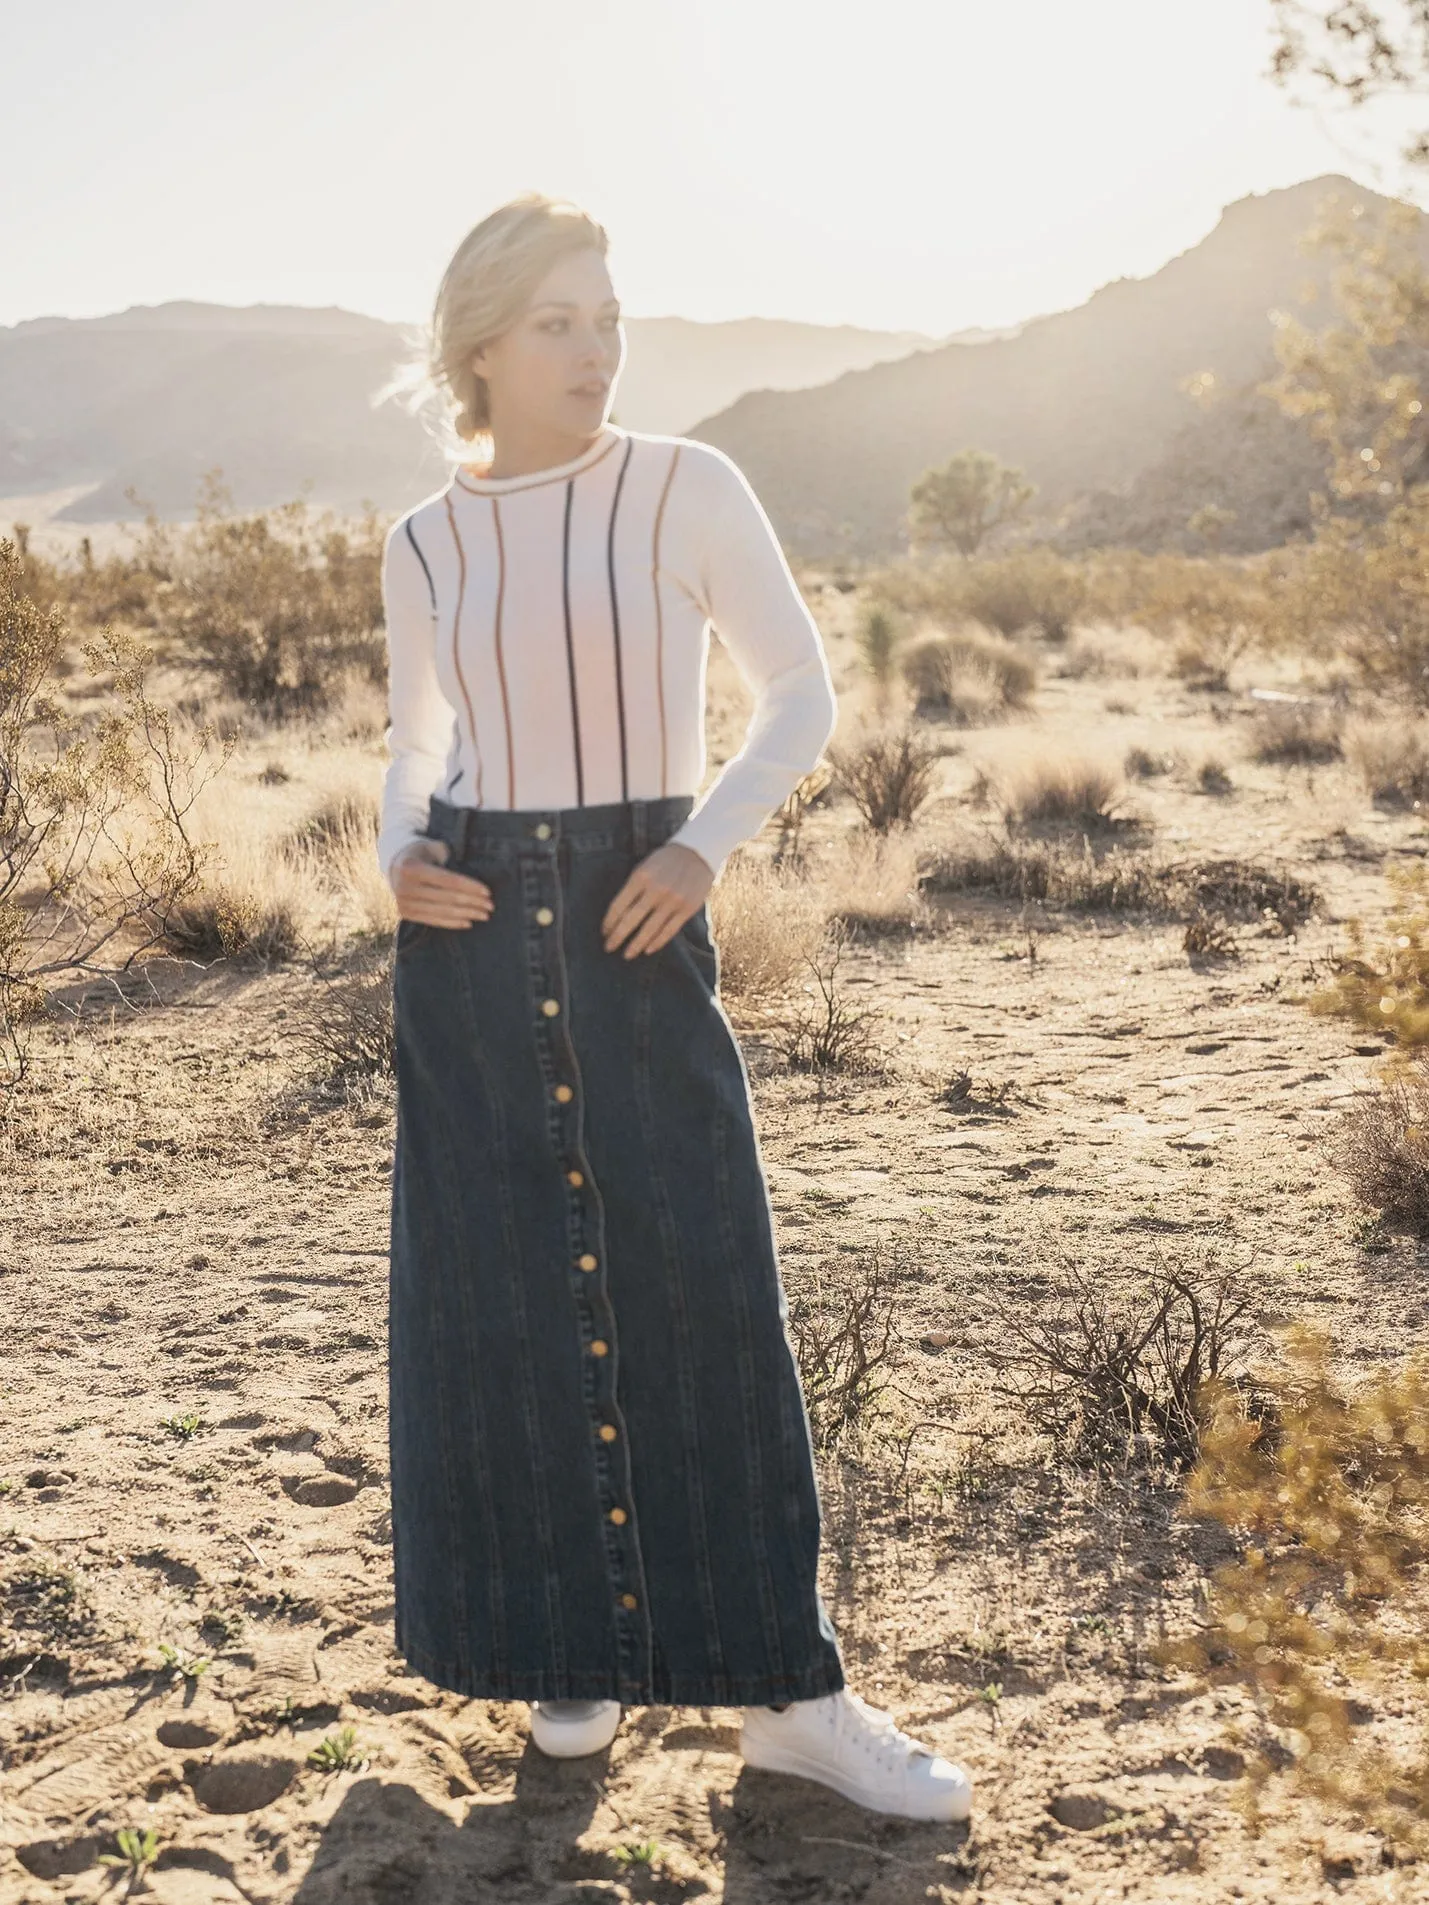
[1329,1056,1429,1235]
[921,837,1321,931]
[1282,488,1429,705]
[1196,755,1235,796]
[1125,744,1173,778]
[867,547,1086,641]
[828,722,940,832]
[1,540,221,1089]
[162,475,385,717]
[1184,914,1239,962]
[162,827,317,963]
[1141,557,1275,690]
[1250,700,1343,765]
[1165,1328,1429,1854]
[959,550,1089,641]
[902,625,1038,725]
[285,958,396,1080]
[707,851,828,1007]
[1060,627,1150,680]
[786,1250,900,1450]
[820,828,926,938]
[1311,865,1429,1047]
[1000,751,1127,830]
[978,1253,1256,1468]
[1345,716,1429,808]
[771,921,881,1074]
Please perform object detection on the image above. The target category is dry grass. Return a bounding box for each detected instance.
[707,850,830,1007]
[1344,716,1429,808]
[827,722,942,832]
[1330,1057,1429,1235]
[1250,700,1343,765]
[999,750,1128,830]
[902,625,1038,725]
[819,827,928,938]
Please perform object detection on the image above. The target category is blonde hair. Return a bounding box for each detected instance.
[378,192,610,462]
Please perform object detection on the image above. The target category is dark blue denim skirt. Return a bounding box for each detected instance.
[388,791,847,1706]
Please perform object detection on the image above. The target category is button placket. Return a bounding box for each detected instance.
[523,818,651,1689]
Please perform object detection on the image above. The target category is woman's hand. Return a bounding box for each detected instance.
[390,838,493,927]
[603,842,714,957]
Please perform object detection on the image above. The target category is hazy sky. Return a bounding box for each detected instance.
[4,0,1425,337]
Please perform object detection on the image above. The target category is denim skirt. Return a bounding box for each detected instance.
[387,791,847,1707]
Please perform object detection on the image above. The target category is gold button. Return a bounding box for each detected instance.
[578,1252,598,1271]
[599,1424,618,1442]
[609,1506,627,1525]
[534,822,552,839]
[553,1084,574,1103]
[620,1592,638,1610]
[542,998,560,1017]
[536,906,554,925]
[567,1169,584,1187]
[590,1339,609,1357]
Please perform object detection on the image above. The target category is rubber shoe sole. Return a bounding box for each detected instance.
[740,1729,972,1823]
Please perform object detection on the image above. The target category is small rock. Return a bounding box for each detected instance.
[285,1475,359,1508]
[1049,1789,1114,1831]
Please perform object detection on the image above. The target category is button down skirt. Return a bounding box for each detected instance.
[387,792,847,1706]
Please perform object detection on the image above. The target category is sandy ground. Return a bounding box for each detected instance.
[3,614,1428,1904]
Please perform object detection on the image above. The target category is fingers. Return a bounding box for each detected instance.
[615,897,688,958]
[397,865,493,929]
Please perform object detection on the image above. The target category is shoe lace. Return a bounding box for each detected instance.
[842,1691,924,1774]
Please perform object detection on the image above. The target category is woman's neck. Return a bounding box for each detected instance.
[476,421,608,482]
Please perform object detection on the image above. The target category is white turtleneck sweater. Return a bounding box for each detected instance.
[376,424,838,885]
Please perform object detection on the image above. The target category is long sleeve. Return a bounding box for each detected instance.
[377,516,456,883]
[666,451,838,881]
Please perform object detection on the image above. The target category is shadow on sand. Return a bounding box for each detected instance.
[289,1729,976,1902]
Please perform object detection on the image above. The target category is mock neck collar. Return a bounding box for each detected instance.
[452,424,626,496]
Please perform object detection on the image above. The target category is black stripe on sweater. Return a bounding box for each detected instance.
[404,516,437,617]
[606,438,635,801]
[561,480,584,805]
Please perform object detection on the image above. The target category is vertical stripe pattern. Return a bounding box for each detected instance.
[442,494,481,804]
[606,438,634,802]
[651,445,682,797]
[561,481,584,806]
[491,498,514,807]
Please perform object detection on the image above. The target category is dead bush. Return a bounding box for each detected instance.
[1125,744,1173,779]
[1345,716,1429,808]
[786,1250,900,1450]
[1000,752,1128,830]
[1329,1056,1429,1235]
[284,957,397,1080]
[828,723,940,832]
[707,852,829,1007]
[902,626,1038,725]
[1250,700,1343,765]
[979,1253,1257,1468]
[772,923,881,1074]
[920,838,1321,931]
[1311,865,1429,1047]
[1184,914,1239,962]
[1164,1327,1429,1856]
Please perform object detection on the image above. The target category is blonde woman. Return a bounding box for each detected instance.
[379,192,971,1825]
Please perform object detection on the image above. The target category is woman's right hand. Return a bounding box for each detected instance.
[390,838,494,927]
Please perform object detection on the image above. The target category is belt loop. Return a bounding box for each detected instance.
[631,798,649,860]
[459,807,474,862]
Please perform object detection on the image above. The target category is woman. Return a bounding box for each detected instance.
[380,192,971,1826]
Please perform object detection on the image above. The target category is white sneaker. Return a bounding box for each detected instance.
[740,1689,972,1822]
[528,1698,622,1758]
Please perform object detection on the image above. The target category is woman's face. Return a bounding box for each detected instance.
[472,246,625,441]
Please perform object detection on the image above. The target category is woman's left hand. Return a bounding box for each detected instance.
[602,843,714,958]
